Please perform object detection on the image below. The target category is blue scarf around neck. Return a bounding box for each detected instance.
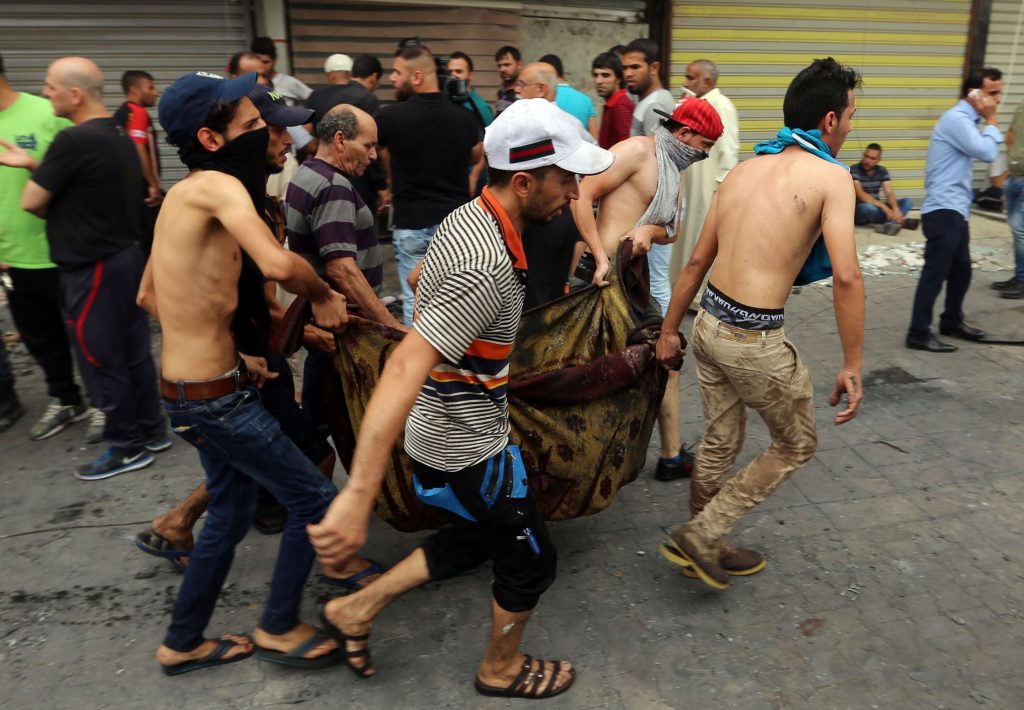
[753,128,848,169]
[753,128,845,285]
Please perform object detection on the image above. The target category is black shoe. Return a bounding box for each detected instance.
[906,335,957,353]
[990,277,1020,291]
[1000,281,1024,299]
[902,218,920,230]
[655,446,696,481]
[939,322,986,341]
[0,396,25,433]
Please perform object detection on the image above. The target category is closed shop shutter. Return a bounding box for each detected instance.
[983,1,1024,147]
[287,1,522,112]
[670,1,973,201]
[1,0,250,184]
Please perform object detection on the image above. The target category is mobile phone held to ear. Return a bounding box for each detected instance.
[968,88,982,101]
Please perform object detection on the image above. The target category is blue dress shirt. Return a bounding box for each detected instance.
[920,100,1003,218]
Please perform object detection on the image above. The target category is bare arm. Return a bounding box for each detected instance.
[137,257,158,318]
[308,330,443,564]
[656,192,720,369]
[21,180,52,218]
[881,181,899,210]
[325,257,405,330]
[587,115,599,141]
[468,153,485,196]
[133,142,163,206]
[211,178,347,330]
[469,141,483,167]
[852,180,887,210]
[570,140,641,285]
[821,173,864,425]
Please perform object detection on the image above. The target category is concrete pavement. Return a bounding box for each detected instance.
[1,216,1022,709]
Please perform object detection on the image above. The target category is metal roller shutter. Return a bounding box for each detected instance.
[287,1,522,110]
[984,0,1024,136]
[670,1,973,200]
[0,0,250,183]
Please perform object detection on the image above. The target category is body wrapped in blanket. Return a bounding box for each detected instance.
[274,244,675,531]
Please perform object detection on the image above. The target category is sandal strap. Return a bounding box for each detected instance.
[541,661,564,696]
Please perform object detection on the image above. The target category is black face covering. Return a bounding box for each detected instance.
[179,126,269,211]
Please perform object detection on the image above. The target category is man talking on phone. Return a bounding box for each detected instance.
[907,67,1003,352]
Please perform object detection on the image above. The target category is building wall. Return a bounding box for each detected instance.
[521,15,648,107]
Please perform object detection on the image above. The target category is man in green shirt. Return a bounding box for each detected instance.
[0,52,90,439]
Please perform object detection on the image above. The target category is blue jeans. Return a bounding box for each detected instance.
[1005,176,1024,281]
[162,387,337,652]
[392,225,439,325]
[909,210,971,338]
[648,241,672,317]
[854,198,913,225]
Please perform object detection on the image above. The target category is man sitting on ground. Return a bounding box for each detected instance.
[851,142,917,234]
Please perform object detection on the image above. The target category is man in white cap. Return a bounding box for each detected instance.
[306,54,379,127]
[310,98,613,699]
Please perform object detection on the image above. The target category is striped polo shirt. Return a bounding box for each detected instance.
[284,157,383,293]
[405,187,528,472]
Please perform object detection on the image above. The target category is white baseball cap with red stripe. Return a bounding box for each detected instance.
[484,98,613,176]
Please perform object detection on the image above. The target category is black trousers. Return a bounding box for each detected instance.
[2,266,83,406]
[59,246,164,449]
[414,454,557,613]
[909,209,971,337]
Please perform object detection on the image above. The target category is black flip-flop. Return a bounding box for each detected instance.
[161,636,254,676]
[135,529,189,572]
[320,560,387,592]
[318,601,374,678]
[474,654,576,699]
[255,631,344,670]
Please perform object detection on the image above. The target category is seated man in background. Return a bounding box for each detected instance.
[850,143,917,234]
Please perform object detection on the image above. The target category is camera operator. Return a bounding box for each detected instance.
[378,41,482,326]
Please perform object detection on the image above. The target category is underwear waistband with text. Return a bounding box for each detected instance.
[701,283,785,331]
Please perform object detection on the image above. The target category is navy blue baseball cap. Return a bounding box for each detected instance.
[159,71,258,146]
[249,84,313,127]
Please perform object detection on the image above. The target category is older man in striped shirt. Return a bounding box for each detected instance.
[310,99,613,700]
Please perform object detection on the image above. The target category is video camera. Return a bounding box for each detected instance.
[397,37,469,104]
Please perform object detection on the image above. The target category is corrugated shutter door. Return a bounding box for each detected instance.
[670,1,973,201]
[288,1,522,112]
[984,1,1024,141]
[0,0,249,184]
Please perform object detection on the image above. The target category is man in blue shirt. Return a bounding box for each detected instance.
[539,54,598,141]
[907,68,1003,353]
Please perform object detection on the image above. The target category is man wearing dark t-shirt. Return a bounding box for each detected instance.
[113,70,162,256]
[18,57,165,481]
[377,43,481,325]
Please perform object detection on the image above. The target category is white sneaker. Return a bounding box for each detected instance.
[85,408,106,444]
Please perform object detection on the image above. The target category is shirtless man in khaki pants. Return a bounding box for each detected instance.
[656,58,865,590]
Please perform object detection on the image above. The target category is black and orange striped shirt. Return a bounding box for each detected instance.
[405,187,528,472]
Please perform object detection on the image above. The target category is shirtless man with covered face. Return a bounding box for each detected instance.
[655,58,864,591]
[571,97,722,485]
[146,71,347,675]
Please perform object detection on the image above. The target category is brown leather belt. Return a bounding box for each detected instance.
[161,369,249,401]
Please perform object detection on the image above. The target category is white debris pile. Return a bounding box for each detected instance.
[854,242,1013,277]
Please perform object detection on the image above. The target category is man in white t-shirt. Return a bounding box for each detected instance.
[623,38,674,138]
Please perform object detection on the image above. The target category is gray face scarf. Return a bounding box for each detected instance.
[636,125,709,238]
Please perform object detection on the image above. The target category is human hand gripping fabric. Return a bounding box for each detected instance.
[0,138,36,170]
[830,367,862,425]
[656,331,686,371]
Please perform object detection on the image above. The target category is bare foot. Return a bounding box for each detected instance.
[156,634,253,667]
[322,555,383,590]
[152,513,194,560]
[252,622,338,659]
[478,655,574,695]
[323,595,375,676]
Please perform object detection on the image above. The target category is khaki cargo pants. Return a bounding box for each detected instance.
[688,308,818,543]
